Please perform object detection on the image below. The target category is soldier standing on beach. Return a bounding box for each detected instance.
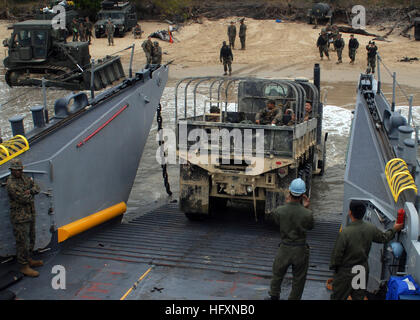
[142,36,153,65]
[316,29,330,60]
[334,34,345,64]
[85,17,93,44]
[366,41,378,74]
[151,41,162,65]
[71,18,79,42]
[239,18,247,50]
[227,21,236,50]
[220,41,233,76]
[348,34,359,64]
[105,18,115,46]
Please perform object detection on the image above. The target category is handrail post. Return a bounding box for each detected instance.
[392,72,396,112]
[408,95,413,126]
[377,54,381,94]
[90,59,95,99]
[129,44,135,78]
[42,77,49,124]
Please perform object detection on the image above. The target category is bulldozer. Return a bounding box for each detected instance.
[3,20,125,90]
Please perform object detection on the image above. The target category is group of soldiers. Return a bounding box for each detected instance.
[71,17,93,44]
[266,178,404,300]
[316,24,379,74]
[255,99,312,126]
[141,36,162,65]
[220,18,247,76]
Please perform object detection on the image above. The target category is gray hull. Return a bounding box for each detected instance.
[344,72,420,292]
[0,65,168,257]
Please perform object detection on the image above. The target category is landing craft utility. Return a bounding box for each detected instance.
[0,63,168,259]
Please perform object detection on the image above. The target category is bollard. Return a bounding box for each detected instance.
[30,105,46,128]
[9,115,25,137]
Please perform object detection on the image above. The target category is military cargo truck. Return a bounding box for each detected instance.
[3,20,125,90]
[175,65,327,221]
[94,1,137,38]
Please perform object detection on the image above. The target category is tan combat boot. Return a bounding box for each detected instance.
[20,264,40,277]
[29,258,44,267]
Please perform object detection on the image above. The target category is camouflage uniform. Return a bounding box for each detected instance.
[6,162,40,265]
[330,220,396,300]
[85,19,93,44]
[366,44,378,74]
[334,37,345,63]
[348,37,359,63]
[106,21,115,46]
[268,202,314,300]
[227,23,236,50]
[79,22,86,42]
[151,42,162,65]
[142,38,153,64]
[71,19,79,42]
[133,25,142,39]
[255,107,283,125]
[220,42,233,75]
[316,33,329,59]
[239,21,247,50]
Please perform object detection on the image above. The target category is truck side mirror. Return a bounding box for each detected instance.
[3,38,9,47]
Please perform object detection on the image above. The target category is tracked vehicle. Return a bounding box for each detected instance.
[175,65,327,220]
[3,20,125,90]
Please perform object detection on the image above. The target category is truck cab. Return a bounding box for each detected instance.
[94,1,137,38]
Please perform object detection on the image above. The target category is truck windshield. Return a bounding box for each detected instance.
[99,12,124,20]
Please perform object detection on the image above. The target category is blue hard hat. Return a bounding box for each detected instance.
[289,178,306,196]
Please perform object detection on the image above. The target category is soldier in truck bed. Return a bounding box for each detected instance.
[255,100,283,125]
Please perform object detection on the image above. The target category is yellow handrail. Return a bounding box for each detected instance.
[0,135,30,166]
[385,158,418,202]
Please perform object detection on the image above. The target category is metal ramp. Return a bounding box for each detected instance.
[63,203,340,282]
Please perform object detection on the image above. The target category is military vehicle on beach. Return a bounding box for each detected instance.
[94,1,137,38]
[3,20,125,90]
[175,65,327,221]
[307,2,334,25]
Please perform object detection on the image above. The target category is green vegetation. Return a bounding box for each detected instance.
[74,0,102,12]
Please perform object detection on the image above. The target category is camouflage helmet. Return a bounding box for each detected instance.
[9,158,23,170]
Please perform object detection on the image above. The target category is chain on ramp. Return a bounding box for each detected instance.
[156,103,172,196]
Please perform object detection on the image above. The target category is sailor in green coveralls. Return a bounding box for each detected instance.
[266,178,313,300]
[329,200,403,300]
